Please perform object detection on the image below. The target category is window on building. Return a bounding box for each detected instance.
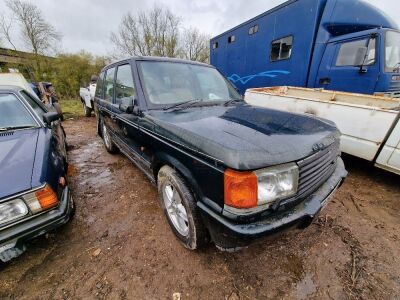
[270,36,293,61]
[228,35,236,43]
[212,42,218,49]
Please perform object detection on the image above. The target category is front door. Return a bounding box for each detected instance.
[112,63,144,160]
[317,35,380,94]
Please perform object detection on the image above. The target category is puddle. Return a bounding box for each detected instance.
[84,169,113,186]
[296,273,317,300]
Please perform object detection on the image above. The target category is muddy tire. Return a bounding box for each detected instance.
[83,103,92,117]
[101,120,118,154]
[157,166,207,250]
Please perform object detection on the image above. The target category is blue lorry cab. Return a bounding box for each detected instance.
[210,0,400,97]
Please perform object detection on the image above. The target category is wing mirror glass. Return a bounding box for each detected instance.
[43,112,60,126]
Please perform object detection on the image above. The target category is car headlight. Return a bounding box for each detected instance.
[0,199,29,225]
[255,163,299,205]
[224,163,299,209]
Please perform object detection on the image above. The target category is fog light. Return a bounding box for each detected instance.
[0,199,28,225]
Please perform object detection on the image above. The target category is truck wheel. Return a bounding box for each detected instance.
[101,120,118,154]
[83,103,92,117]
[157,166,207,250]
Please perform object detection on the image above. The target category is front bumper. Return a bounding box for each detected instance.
[0,187,74,262]
[198,158,347,250]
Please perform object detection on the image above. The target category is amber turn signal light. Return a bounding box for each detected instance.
[35,185,59,210]
[224,169,258,209]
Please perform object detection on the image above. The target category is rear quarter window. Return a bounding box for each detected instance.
[95,71,106,98]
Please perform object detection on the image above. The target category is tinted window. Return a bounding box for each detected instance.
[95,71,105,98]
[139,61,241,106]
[271,36,293,61]
[336,38,376,67]
[115,64,136,105]
[20,91,47,119]
[104,68,116,102]
[0,93,37,128]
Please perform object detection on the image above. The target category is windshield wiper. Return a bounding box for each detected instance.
[224,99,244,106]
[163,99,204,111]
[0,125,37,132]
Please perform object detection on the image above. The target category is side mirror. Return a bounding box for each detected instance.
[43,112,60,126]
[119,97,134,113]
[354,46,368,67]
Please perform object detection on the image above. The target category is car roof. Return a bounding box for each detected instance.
[0,85,23,93]
[102,56,212,72]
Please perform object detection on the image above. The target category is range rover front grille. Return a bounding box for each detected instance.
[296,141,340,199]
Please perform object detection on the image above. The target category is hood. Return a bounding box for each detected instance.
[147,104,340,170]
[0,129,39,199]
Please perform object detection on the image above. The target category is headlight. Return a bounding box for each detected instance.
[224,163,299,210]
[255,163,299,205]
[0,199,29,225]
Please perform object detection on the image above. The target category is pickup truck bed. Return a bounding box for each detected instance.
[246,86,400,175]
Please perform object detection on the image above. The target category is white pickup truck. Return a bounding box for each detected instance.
[246,86,400,175]
[79,76,97,117]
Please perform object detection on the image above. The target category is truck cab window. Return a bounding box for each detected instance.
[115,64,136,105]
[95,71,105,98]
[271,36,293,61]
[104,68,116,102]
[336,38,376,67]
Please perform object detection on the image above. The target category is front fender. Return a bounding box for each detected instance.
[152,152,203,201]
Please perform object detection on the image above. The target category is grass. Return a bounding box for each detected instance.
[60,98,84,119]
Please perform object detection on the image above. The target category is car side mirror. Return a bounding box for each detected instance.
[119,97,134,114]
[354,46,368,67]
[43,112,60,126]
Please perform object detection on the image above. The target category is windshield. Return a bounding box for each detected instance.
[0,93,38,128]
[138,61,241,107]
[385,31,400,72]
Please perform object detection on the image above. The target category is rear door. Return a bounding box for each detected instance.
[317,36,380,94]
[99,67,116,134]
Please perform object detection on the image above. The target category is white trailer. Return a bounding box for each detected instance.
[245,86,400,175]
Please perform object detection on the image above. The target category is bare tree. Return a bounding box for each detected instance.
[6,0,61,55]
[111,5,181,58]
[0,15,17,50]
[179,27,209,63]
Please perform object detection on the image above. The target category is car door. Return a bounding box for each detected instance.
[112,63,144,160]
[317,36,380,94]
[98,67,117,135]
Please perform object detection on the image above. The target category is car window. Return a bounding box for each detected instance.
[115,64,136,105]
[271,36,293,61]
[20,91,47,119]
[95,71,105,98]
[336,38,376,67]
[138,61,241,106]
[0,93,37,128]
[104,68,116,102]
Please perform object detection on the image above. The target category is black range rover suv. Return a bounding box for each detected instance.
[94,57,347,250]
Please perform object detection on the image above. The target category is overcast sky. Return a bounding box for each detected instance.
[0,0,399,56]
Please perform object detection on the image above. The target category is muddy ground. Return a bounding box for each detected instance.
[0,117,399,300]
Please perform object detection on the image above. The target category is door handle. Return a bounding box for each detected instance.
[319,78,331,85]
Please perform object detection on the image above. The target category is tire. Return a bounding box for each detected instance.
[101,119,118,154]
[157,166,207,250]
[83,103,92,117]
